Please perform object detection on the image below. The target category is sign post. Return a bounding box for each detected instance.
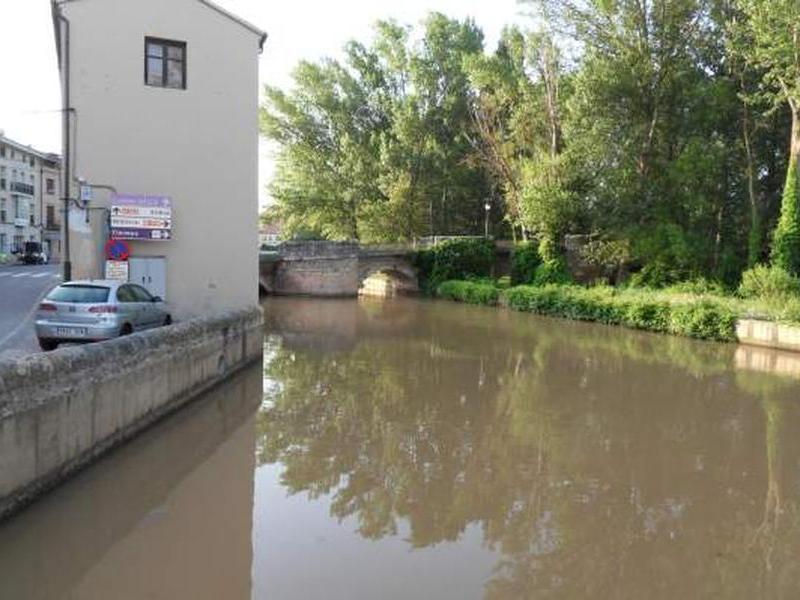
[104,239,131,282]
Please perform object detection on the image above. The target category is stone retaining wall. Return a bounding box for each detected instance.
[0,307,263,521]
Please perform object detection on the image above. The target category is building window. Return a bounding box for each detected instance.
[29,203,35,226]
[46,205,55,228]
[145,37,186,90]
[46,178,55,194]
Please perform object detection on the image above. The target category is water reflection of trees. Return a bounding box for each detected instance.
[258,302,800,598]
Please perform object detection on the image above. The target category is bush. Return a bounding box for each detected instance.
[437,280,499,306]
[533,258,571,286]
[415,238,495,294]
[670,301,738,341]
[510,242,541,285]
[738,264,800,299]
[665,278,727,296]
[502,284,737,342]
[628,224,697,287]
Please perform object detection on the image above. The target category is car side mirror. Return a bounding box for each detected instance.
[152,296,162,303]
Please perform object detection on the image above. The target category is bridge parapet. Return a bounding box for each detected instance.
[279,241,359,260]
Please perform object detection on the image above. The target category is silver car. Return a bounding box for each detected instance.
[35,280,172,351]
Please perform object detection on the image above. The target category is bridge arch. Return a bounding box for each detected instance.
[358,262,419,297]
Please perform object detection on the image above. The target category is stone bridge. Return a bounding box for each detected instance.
[259,242,420,297]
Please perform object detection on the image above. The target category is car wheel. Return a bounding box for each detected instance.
[120,324,133,336]
[163,314,173,326]
[39,339,58,352]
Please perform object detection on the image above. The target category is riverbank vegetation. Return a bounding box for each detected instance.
[423,238,800,342]
[440,280,737,342]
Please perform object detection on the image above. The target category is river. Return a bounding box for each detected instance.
[2,296,800,599]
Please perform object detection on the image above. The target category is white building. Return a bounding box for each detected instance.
[52,0,265,318]
[0,132,61,258]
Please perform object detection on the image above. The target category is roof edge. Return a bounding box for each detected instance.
[0,133,61,161]
[197,0,268,50]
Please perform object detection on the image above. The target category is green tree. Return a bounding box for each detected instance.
[466,27,574,252]
[733,0,800,272]
[261,14,490,243]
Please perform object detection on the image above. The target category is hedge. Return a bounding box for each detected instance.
[502,284,738,342]
[437,280,500,306]
[436,281,738,342]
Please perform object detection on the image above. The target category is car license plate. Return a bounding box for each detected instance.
[55,327,88,337]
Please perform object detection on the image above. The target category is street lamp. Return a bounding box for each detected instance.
[484,200,491,238]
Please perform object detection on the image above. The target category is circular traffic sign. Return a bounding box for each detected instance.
[105,239,131,261]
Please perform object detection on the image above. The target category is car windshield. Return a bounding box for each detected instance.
[47,285,110,304]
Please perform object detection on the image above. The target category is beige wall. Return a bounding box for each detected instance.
[61,0,261,318]
[41,162,61,261]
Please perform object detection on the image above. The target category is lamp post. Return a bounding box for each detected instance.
[484,200,491,238]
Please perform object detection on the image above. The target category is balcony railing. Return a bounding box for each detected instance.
[10,182,34,196]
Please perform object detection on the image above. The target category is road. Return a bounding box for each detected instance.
[0,263,62,358]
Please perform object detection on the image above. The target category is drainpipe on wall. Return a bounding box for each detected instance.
[52,0,72,281]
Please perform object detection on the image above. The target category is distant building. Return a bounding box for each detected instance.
[52,0,266,318]
[0,132,61,258]
[41,154,62,261]
[259,221,282,247]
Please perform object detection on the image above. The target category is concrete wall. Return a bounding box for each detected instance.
[0,307,263,521]
[0,362,260,599]
[737,318,800,353]
[59,0,262,319]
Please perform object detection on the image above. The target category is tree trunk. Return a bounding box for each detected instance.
[742,94,761,266]
[791,106,800,167]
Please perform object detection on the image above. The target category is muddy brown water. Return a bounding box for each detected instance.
[2,297,800,599]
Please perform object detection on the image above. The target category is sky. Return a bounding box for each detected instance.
[0,0,526,205]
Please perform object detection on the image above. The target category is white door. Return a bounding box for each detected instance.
[128,257,167,300]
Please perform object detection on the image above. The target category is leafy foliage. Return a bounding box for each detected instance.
[436,280,500,305]
[414,238,495,294]
[261,15,492,242]
[510,242,541,285]
[503,284,738,341]
[739,263,800,299]
[262,2,799,286]
[533,258,571,286]
[772,162,800,273]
